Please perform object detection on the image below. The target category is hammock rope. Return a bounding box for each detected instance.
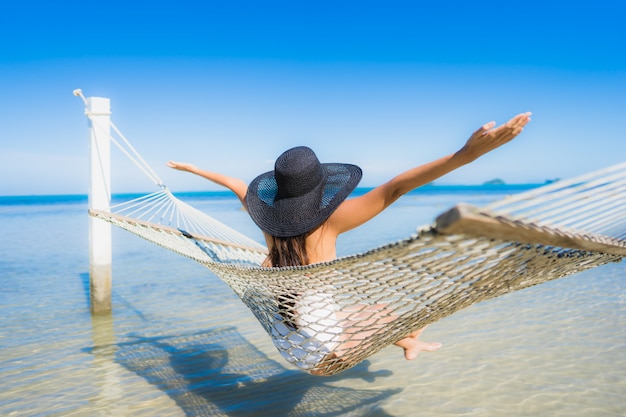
[84,109,626,376]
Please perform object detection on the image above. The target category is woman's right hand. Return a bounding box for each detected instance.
[166,161,249,204]
[167,161,196,172]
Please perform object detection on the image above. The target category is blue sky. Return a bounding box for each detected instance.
[1,1,624,195]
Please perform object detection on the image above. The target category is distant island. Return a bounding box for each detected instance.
[422,177,562,187]
[483,178,506,185]
[543,178,561,184]
[482,178,561,185]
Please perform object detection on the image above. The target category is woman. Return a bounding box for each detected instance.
[168,112,532,372]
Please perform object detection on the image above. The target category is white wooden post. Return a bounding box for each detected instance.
[82,92,113,314]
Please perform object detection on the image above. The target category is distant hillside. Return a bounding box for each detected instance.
[483,178,506,185]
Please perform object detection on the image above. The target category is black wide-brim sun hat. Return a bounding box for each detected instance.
[246,146,362,238]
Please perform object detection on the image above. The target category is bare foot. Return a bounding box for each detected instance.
[395,326,442,360]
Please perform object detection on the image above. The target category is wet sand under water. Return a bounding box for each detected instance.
[1,193,625,416]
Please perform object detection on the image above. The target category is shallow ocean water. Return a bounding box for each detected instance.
[1,189,624,416]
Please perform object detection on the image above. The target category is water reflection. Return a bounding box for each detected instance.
[90,313,124,415]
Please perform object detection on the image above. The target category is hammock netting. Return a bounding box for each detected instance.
[84,107,626,376]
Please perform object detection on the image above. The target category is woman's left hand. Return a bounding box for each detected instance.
[459,112,532,162]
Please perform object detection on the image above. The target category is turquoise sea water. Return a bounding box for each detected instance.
[1,186,625,417]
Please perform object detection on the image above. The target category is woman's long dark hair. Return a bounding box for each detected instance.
[267,234,309,267]
[267,233,310,329]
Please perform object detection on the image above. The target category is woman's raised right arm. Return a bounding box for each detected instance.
[167,161,249,208]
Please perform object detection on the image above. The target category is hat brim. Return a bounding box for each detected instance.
[246,163,362,237]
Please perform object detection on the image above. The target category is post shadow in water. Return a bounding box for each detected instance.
[80,272,90,308]
[110,326,400,417]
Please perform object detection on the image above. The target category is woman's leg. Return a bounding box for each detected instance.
[336,305,441,361]
[394,325,442,360]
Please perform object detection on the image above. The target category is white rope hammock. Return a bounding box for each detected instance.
[84,108,626,376]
